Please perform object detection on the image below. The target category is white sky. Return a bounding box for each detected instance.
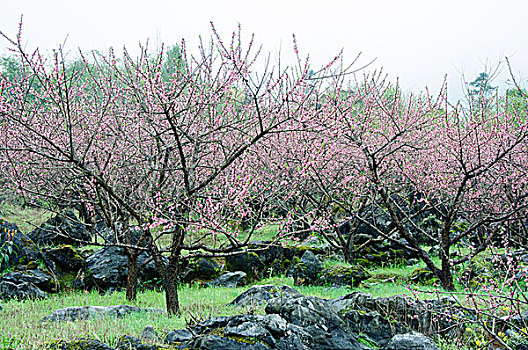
[1,0,527,101]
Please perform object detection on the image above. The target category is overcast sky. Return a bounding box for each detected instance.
[1,0,527,101]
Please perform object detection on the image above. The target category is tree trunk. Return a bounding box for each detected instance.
[439,247,455,291]
[145,227,183,315]
[165,254,181,315]
[125,248,138,301]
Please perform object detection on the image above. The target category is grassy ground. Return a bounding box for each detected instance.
[0,202,51,235]
[0,268,444,350]
[0,202,524,350]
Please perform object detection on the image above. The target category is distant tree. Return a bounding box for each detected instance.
[467,72,498,113]
[0,55,21,81]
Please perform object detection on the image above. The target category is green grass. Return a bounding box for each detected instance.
[0,202,51,234]
[0,285,261,349]
[0,274,462,350]
[0,274,435,350]
[0,202,523,350]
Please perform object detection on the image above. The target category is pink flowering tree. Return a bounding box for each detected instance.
[288,73,528,290]
[0,22,343,314]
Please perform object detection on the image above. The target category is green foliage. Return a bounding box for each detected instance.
[469,72,497,98]
[0,55,22,81]
[0,221,18,272]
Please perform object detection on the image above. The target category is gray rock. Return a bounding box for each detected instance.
[141,325,161,343]
[191,334,269,350]
[292,250,322,286]
[318,265,370,287]
[224,314,289,347]
[229,284,301,307]
[182,258,221,282]
[44,245,85,272]
[28,210,91,247]
[40,305,164,322]
[0,269,56,292]
[225,252,265,282]
[344,310,397,347]
[116,335,161,350]
[265,295,370,350]
[165,328,195,344]
[383,332,440,350]
[85,246,163,290]
[205,271,247,288]
[47,339,114,350]
[266,295,351,332]
[329,291,461,339]
[0,280,48,300]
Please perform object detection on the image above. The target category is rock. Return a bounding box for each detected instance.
[0,280,48,300]
[0,268,56,292]
[40,305,164,322]
[329,291,461,338]
[265,295,370,350]
[28,210,91,247]
[165,328,195,344]
[228,284,302,307]
[383,332,440,350]
[252,243,297,277]
[253,244,296,265]
[318,265,370,287]
[344,309,397,347]
[116,335,161,350]
[205,271,247,288]
[44,245,85,272]
[182,258,221,282]
[85,246,163,290]
[186,311,369,350]
[140,325,161,343]
[225,252,265,281]
[47,339,114,350]
[292,250,322,286]
[0,220,41,271]
[190,334,269,350]
[409,268,437,285]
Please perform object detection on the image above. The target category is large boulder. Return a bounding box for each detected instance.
[383,332,440,350]
[205,271,247,288]
[328,291,463,339]
[0,268,56,293]
[0,220,41,271]
[265,295,370,350]
[225,251,265,282]
[229,284,301,307]
[168,311,369,350]
[28,210,91,247]
[44,245,85,272]
[40,305,164,323]
[84,246,163,290]
[0,279,47,300]
[182,258,221,283]
[318,265,370,287]
[292,250,322,286]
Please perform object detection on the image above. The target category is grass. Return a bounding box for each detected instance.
[0,285,255,349]
[1,278,409,350]
[0,202,51,235]
[0,202,524,350]
[0,273,464,350]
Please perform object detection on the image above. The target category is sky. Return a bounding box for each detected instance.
[1,0,527,102]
